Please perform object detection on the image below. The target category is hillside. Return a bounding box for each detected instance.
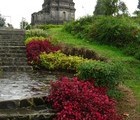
[48,26,140,120]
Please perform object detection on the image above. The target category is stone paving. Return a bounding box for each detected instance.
[0,71,69,101]
[0,71,73,120]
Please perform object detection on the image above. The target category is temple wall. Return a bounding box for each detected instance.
[31,0,75,25]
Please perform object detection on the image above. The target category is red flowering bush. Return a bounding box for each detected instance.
[26,40,60,64]
[45,77,122,120]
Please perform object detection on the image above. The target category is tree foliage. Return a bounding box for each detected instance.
[94,0,105,15]
[138,0,140,9]
[20,19,29,29]
[118,1,129,15]
[94,0,128,16]
[0,14,5,27]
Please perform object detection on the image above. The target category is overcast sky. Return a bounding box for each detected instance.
[0,0,138,28]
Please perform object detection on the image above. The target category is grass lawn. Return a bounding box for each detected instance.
[48,27,140,118]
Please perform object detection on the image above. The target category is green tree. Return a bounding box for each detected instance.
[0,14,5,27]
[138,0,140,9]
[20,19,29,29]
[133,0,140,17]
[94,0,105,15]
[104,0,119,15]
[7,23,13,29]
[118,1,129,16]
[94,0,121,16]
[133,10,140,17]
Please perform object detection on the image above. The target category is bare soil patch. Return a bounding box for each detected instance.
[117,85,140,120]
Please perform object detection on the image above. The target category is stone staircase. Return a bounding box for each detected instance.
[0,29,33,72]
[0,30,58,120]
[0,96,55,120]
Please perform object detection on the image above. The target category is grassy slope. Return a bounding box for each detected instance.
[48,27,140,111]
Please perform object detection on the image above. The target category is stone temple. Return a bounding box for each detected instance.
[31,0,76,25]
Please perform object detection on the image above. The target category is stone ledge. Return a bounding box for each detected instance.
[0,96,50,109]
[0,108,55,120]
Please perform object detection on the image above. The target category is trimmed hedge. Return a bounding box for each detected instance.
[40,51,123,88]
[25,29,47,39]
[40,51,86,72]
[26,39,60,64]
[77,61,123,88]
[33,24,62,30]
[60,44,107,61]
[25,37,46,45]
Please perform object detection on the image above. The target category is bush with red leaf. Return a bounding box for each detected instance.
[26,40,60,64]
[45,77,122,120]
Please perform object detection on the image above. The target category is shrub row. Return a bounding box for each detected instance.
[25,37,46,45]
[26,39,60,64]
[40,51,86,72]
[45,77,122,120]
[40,51,122,88]
[88,16,140,47]
[33,24,62,30]
[60,44,107,61]
[25,28,48,39]
[25,30,123,89]
[77,61,123,88]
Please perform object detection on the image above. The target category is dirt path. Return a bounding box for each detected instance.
[117,85,140,120]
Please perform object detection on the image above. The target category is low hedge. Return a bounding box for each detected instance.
[77,61,123,88]
[25,29,47,39]
[40,51,123,88]
[60,44,107,61]
[33,24,62,30]
[40,51,87,72]
[25,37,46,45]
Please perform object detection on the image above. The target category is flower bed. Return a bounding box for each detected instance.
[44,77,122,120]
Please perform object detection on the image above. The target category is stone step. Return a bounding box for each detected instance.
[0,39,25,42]
[0,29,25,35]
[0,36,24,41]
[0,29,25,41]
[0,50,26,54]
[0,53,26,57]
[0,108,54,120]
[0,96,50,109]
[0,66,33,72]
[0,57,28,62]
[0,46,26,50]
[0,42,25,46]
[0,57,28,66]
[0,48,26,53]
[0,62,28,66]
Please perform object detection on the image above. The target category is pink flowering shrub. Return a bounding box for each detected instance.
[45,77,122,120]
[26,40,60,64]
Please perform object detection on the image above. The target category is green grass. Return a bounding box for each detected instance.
[48,27,140,105]
[48,27,135,61]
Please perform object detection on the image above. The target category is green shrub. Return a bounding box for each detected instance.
[33,24,62,30]
[134,50,140,60]
[25,37,46,45]
[107,88,124,100]
[88,16,140,47]
[25,29,47,39]
[77,61,123,88]
[123,42,140,60]
[60,44,107,61]
[63,16,93,39]
[40,51,87,72]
